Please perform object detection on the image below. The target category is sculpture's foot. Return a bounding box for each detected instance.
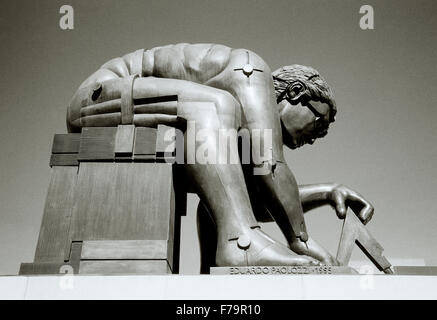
[288,237,339,266]
[216,228,320,267]
[320,256,340,266]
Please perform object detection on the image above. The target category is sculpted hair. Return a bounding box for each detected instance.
[272,65,337,120]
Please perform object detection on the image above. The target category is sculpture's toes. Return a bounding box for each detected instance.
[321,256,340,266]
[216,228,322,267]
[290,255,321,266]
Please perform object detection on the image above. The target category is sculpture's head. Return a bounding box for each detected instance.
[272,65,337,149]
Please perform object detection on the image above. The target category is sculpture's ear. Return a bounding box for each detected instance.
[286,81,307,104]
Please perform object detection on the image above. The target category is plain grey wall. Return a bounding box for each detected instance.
[0,0,436,274]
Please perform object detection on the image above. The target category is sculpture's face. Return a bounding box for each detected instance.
[278,95,332,150]
[273,71,336,149]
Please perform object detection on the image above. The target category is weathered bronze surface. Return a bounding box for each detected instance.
[57,43,390,271]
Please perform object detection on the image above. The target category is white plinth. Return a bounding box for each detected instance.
[1,274,437,300]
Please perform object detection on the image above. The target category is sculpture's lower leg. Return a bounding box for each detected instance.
[188,162,319,266]
[183,118,319,267]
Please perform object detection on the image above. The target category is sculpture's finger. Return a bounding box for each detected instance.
[359,205,374,225]
[80,99,122,117]
[332,190,347,219]
[345,192,367,213]
[80,112,122,127]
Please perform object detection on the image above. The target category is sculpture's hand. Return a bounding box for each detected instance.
[328,184,374,224]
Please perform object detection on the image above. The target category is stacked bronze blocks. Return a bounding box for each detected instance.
[20,125,185,275]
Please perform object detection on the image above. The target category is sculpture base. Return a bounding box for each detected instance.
[20,127,186,275]
[20,260,171,276]
[3,274,437,299]
[393,266,437,275]
[210,266,358,275]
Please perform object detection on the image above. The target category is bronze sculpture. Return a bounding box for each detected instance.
[67,43,375,268]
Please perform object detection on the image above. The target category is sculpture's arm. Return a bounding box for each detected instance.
[67,43,232,132]
[206,50,310,243]
[299,183,375,224]
[258,161,310,242]
[299,183,334,213]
